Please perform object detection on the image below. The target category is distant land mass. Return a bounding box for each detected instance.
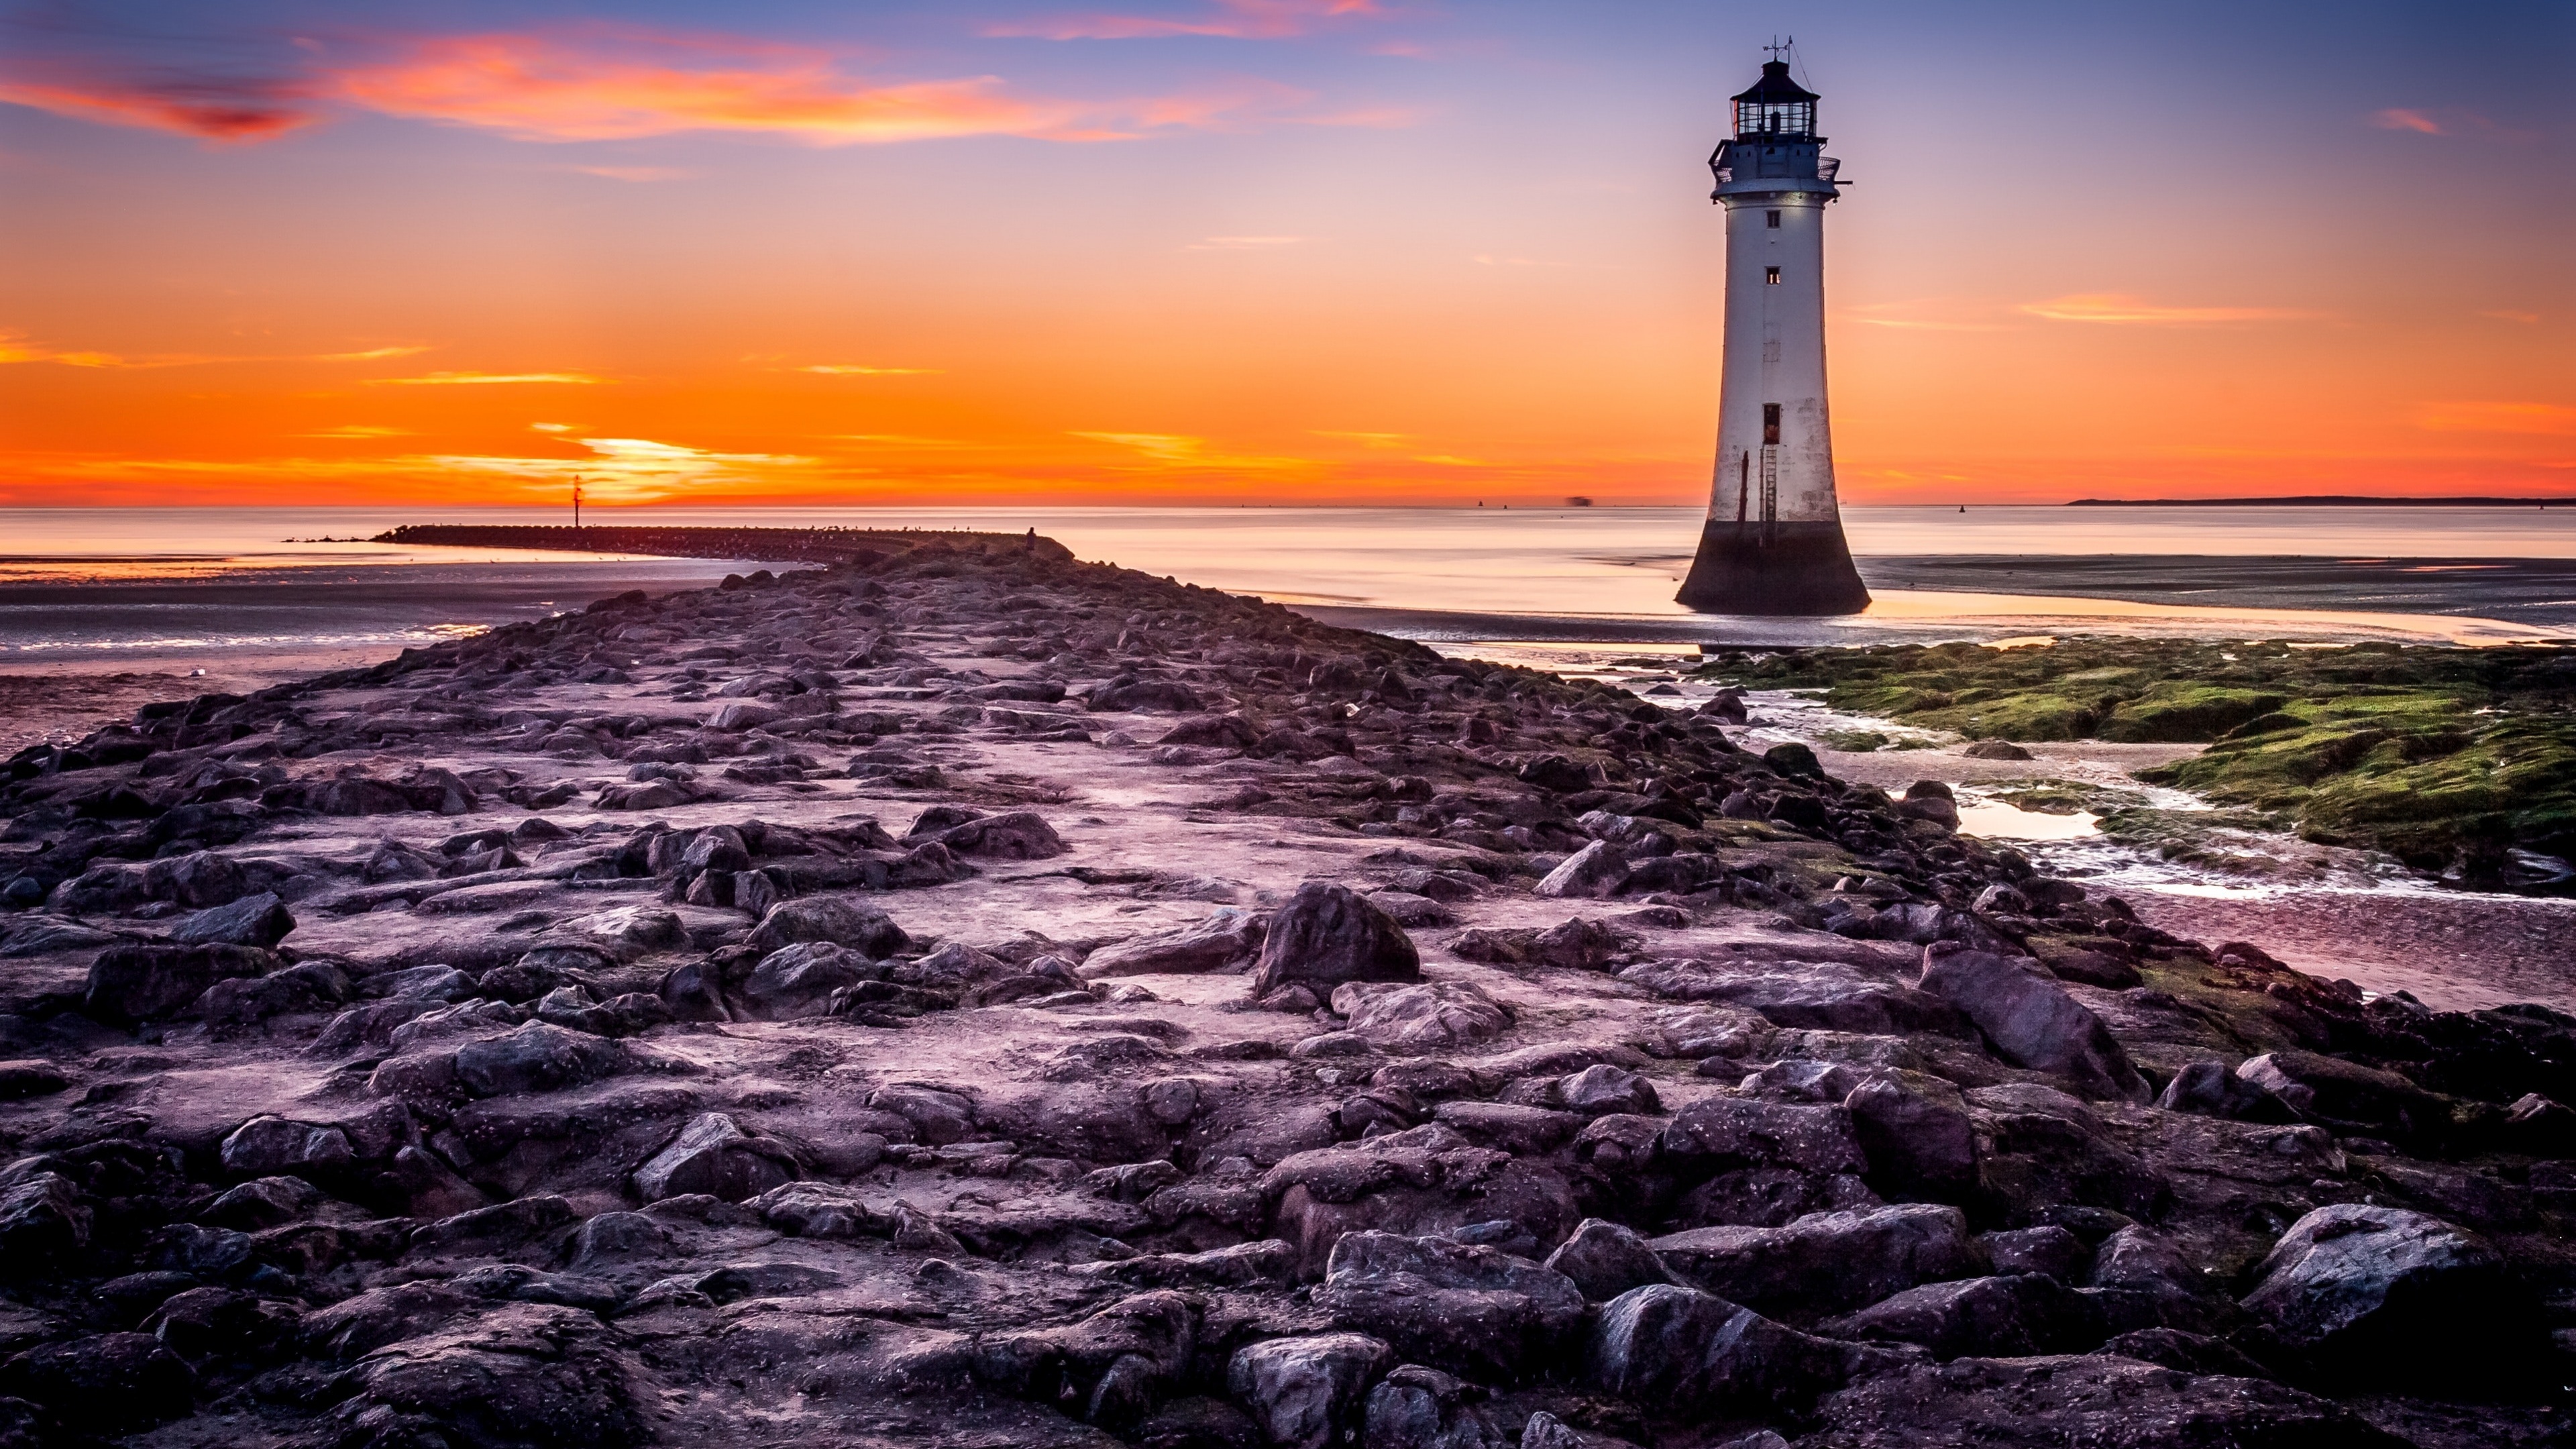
[2066,495,2571,507]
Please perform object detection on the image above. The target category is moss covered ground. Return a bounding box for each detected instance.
[1699,639,2576,885]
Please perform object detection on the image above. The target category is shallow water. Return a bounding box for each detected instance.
[5,504,2571,663]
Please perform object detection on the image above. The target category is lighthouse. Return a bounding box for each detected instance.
[1674,49,1871,615]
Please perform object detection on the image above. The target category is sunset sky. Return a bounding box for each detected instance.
[2,0,2569,508]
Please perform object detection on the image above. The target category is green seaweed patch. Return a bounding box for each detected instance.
[1699,637,2576,885]
[1819,729,1889,752]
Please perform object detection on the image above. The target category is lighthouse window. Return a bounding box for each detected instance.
[1766,210,1782,228]
[1765,266,1782,284]
[1762,404,1782,444]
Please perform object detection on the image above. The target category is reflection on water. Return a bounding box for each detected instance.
[1955,800,2100,841]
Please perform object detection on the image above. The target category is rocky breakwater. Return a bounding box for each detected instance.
[0,531,2567,1447]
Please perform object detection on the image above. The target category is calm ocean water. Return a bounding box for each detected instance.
[5,504,2573,662]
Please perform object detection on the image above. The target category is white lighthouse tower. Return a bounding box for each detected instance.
[1676,48,1871,615]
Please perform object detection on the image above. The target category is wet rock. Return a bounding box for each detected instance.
[1090,677,1208,713]
[83,943,276,1024]
[1251,882,1420,998]
[2235,1051,2443,1136]
[1918,946,2150,1102]
[0,1332,194,1437]
[1623,960,1968,1038]
[1081,908,1267,978]
[1544,1218,1678,1303]
[1968,1083,2171,1226]
[1652,1203,1983,1318]
[744,895,909,957]
[2239,1203,2534,1387]
[1591,1283,1892,1415]
[631,1112,802,1202]
[1226,1332,1393,1449]
[1317,1231,1585,1381]
[1818,1273,2103,1359]
[1961,739,2032,761]
[168,890,294,949]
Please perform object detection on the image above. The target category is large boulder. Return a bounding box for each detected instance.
[0,1332,196,1438]
[219,1116,356,1177]
[1226,1333,1392,1449]
[2239,1203,2536,1387]
[630,1113,802,1203]
[738,942,877,1019]
[1651,1204,1983,1320]
[1534,842,1629,900]
[743,896,908,957]
[1079,908,1267,978]
[84,943,275,1024]
[325,1302,642,1449]
[1917,947,2149,1102]
[1358,1364,1511,1449]
[1250,883,1419,999]
[1842,1075,1980,1203]
[169,891,295,949]
[1591,1283,1894,1415]
[1544,1218,1678,1303]
[453,1023,629,1097]
[1316,1231,1586,1381]
[2157,1060,2300,1124]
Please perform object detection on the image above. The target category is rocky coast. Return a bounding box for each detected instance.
[0,531,2571,1447]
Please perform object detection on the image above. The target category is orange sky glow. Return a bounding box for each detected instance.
[1,1,2568,508]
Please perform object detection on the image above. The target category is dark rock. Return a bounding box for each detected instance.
[1805,1354,2406,1447]
[2099,1328,2272,1377]
[1359,1364,1510,1449]
[1544,1218,1678,1303]
[2235,1051,2443,1136]
[1517,756,1596,793]
[1591,1283,1891,1415]
[1651,1203,1983,1318]
[631,1113,801,1202]
[326,1302,642,1449]
[1250,882,1419,998]
[2239,1203,2536,1387]
[218,1116,355,1177]
[938,810,1065,859]
[1962,739,2032,761]
[0,1332,193,1436]
[84,943,275,1024]
[2157,1060,2301,1124]
[1818,1273,2104,1359]
[453,1022,629,1097]
[1226,1332,1393,1449]
[1979,1226,2089,1281]
[0,1063,68,1100]
[1316,1231,1585,1380]
[0,1173,91,1258]
[1918,946,2149,1102]
[739,942,877,1019]
[744,895,909,957]
[1843,1075,1979,1202]
[168,891,294,949]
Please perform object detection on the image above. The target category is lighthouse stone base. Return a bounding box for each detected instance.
[1675,519,1872,615]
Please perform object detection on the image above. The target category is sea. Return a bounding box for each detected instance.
[6,504,2575,666]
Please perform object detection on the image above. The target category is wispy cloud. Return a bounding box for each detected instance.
[2481,310,2542,325]
[986,1,1389,42]
[2414,400,2576,435]
[0,329,430,368]
[799,364,941,375]
[0,74,311,142]
[1313,430,1408,447]
[1,25,1340,146]
[298,424,415,439]
[1844,299,2008,331]
[436,435,817,502]
[1072,430,1316,472]
[2369,107,2528,140]
[2019,293,2324,325]
[369,371,607,386]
